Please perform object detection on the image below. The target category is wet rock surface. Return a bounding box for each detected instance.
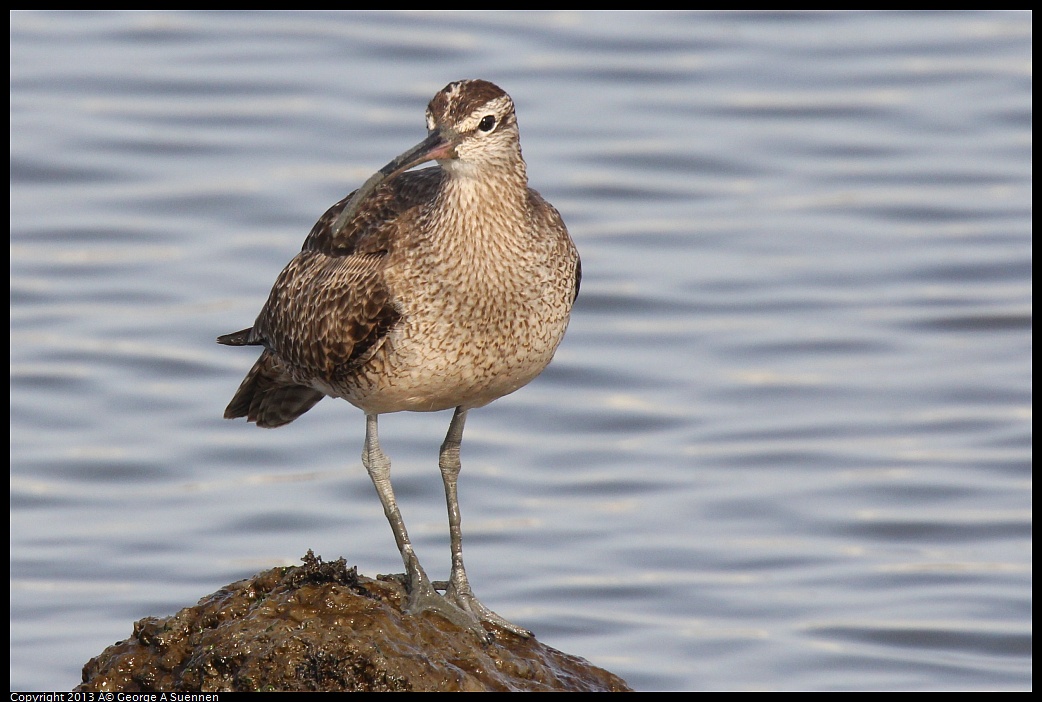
[76,552,632,692]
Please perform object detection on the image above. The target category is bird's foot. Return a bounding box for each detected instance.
[441,577,532,639]
[400,563,492,640]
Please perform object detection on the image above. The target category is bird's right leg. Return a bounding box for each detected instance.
[361,413,487,637]
[438,407,532,638]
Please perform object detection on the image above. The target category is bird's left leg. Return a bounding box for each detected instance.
[439,407,533,638]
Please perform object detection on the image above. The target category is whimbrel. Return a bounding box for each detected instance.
[218,80,580,638]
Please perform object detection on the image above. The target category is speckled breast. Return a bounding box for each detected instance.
[335,236,577,415]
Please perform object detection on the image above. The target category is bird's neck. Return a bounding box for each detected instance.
[428,163,530,246]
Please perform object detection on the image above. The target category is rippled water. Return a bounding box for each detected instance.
[10,11,1031,691]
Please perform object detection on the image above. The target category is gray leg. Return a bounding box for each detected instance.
[440,407,532,638]
[361,413,483,635]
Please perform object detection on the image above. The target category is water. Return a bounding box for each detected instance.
[10,10,1031,691]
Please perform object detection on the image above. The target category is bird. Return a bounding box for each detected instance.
[218,79,580,639]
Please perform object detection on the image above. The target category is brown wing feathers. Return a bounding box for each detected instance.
[217,171,441,427]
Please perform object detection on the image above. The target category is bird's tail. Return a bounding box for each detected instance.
[217,327,255,346]
[223,347,325,428]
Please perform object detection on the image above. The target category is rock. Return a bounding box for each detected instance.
[76,551,632,692]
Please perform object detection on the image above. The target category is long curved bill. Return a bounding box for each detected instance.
[329,129,458,239]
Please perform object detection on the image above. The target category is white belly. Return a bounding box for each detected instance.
[333,293,571,414]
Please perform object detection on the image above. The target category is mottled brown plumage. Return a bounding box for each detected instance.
[219,80,580,638]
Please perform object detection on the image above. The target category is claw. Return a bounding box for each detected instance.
[444,573,531,639]
[400,556,491,640]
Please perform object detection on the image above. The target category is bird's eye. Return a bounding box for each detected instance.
[478,115,496,132]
